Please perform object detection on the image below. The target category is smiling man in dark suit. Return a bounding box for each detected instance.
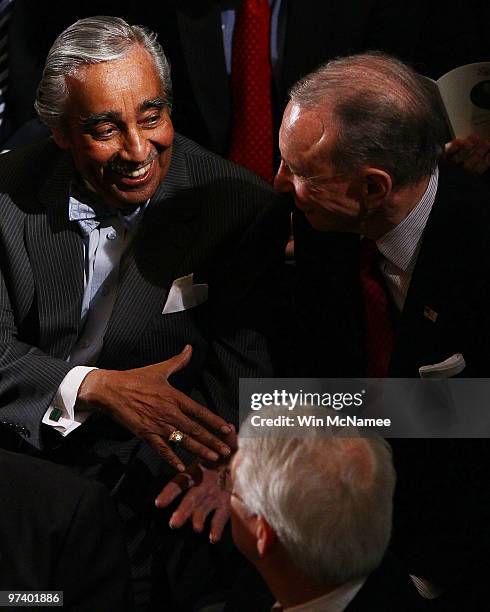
[275,52,490,609]
[0,15,289,609]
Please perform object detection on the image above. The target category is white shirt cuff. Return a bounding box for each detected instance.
[42,366,98,436]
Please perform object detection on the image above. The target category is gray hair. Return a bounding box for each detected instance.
[289,52,447,187]
[35,16,172,130]
[235,415,396,585]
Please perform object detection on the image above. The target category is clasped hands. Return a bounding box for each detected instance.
[77,344,235,540]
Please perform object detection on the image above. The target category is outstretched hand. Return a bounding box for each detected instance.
[155,460,231,542]
[77,345,231,472]
[155,427,238,542]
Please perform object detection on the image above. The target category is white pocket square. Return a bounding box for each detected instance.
[418,353,466,378]
[162,273,208,314]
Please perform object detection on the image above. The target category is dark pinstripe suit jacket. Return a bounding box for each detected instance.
[0,134,289,464]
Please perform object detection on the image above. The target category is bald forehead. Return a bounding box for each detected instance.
[279,102,335,169]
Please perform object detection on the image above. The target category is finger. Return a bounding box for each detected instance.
[462,143,490,174]
[176,413,231,459]
[169,490,204,529]
[472,141,490,158]
[160,344,193,378]
[191,500,215,533]
[209,505,231,544]
[145,433,185,472]
[466,133,487,147]
[175,389,232,435]
[444,139,464,155]
[155,472,195,509]
[159,409,231,459]
[179,432,222,463]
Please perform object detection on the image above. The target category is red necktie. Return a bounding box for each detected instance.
[360,239,395,377]
[228,0,274,183]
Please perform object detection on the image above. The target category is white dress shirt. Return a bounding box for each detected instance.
[376,167,439,311]
[42,197,145,435]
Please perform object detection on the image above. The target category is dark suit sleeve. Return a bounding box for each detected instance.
[0,254,73,450]
[0,142,87,450]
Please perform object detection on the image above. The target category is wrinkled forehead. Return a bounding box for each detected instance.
[279,102,335,168]
[64,45,164,111]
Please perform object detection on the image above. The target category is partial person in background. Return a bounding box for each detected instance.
[130,0,483,165]
[224,413,417,611]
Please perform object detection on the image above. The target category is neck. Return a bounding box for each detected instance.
[258,555,338,609]
[361,175,430,240]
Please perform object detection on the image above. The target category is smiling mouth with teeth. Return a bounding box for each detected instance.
[109,159,153,178]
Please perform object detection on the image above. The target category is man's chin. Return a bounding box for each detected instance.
[96,181,159,209]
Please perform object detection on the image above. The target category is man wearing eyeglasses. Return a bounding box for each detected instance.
[221,413,421,611]
[275,52,490,380]
[272,52,490,609]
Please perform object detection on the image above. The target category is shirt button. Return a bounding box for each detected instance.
[107,230,117,240]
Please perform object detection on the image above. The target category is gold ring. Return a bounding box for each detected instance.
[168,430,184,444]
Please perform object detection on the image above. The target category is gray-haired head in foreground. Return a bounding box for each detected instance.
[235,411,396,585]
[35,15,172,130]
[289,52,447,188]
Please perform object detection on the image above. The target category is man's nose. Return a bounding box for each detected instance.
[274,160,295,194]
[120,127,149,162]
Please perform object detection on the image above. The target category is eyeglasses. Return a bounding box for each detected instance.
[278,160,353,196]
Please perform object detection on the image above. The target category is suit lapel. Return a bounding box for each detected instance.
[390,165,479,374]
[98,138,201,365]
[176,1,231,153]
[26,151,84,358]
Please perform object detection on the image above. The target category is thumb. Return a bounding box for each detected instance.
[161,344,193,378]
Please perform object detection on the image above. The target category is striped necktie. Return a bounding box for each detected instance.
[0,0,13,130]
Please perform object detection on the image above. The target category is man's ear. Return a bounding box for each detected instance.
[256,516,277,558]
[51,127,71,150]
[360,168,392,210]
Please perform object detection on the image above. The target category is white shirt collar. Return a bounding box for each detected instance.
[272,578,366,612]
[377,167,439,272]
